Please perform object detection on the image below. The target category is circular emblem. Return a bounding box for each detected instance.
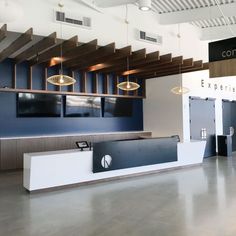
[101,155,112,169]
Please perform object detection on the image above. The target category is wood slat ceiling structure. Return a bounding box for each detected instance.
[0,24,209,98]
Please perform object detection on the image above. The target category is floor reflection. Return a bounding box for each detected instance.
[1,155,236,235]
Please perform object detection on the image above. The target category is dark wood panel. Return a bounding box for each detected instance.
[82,45,132,72]
[0,28,33,62]
[0,139,17,170]
[65,42,116,70]
[0,24,7,43]
[15,32,57,63]
[16,138,45,169]
[104,74,109,94]
[29,35,78,66]
[0,87,144,98]
[92,73,98,93]
[81,71,87,93]
[47,39,98,67]
[99,52,170,75]
[12,64,16,89]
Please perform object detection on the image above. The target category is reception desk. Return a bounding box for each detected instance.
[24,137,206,192]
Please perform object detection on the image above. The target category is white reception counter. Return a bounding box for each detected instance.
[24,140,206,192]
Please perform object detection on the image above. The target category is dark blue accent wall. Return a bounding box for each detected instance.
[0,59,143,137]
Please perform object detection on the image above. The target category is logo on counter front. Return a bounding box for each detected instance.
[101,155,112,169]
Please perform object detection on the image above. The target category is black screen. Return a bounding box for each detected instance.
[17,93,61,117]
[65,96,101,117]
[103,98,133,117]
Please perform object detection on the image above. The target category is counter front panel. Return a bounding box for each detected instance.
[93,137,178,173]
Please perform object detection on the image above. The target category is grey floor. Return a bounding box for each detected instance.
[1,156,236,236]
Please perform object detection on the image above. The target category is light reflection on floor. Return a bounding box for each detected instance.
[1,155,236,236]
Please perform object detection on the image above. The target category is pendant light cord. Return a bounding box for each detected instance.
[125,4,130,83]
[178,24,182,87]
[59,3,63,75]
[214,0,236,37]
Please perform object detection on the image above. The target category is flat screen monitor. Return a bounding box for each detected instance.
[65,96,101,117]
[103,97,133,117]
[17,93,61,117]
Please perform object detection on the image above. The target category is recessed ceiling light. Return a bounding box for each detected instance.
[138,0,151,11]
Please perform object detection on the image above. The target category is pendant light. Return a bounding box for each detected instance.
[171,24,189,95]
[47,3,76,86]
[117,5,140,91]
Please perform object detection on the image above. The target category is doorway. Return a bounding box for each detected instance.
[189,97,216,158]
[222,100,236,151]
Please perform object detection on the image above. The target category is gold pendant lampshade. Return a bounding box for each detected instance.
[47,74,76,86]
[171,86,190,95]
[117,81,140,91]
[47,3,76,86]
[117,5,139,92]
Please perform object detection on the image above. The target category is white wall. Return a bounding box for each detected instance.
[143,74,184,140]
[5,0,208,61]
[182,71,236,141]
[144,70,236,142]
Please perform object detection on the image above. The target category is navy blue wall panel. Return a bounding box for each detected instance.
[0,60,143,137]
[0,92,143,137]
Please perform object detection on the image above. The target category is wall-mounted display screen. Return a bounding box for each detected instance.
[65,96,101,117]
[17,93,61,117]
[103,98,133,117]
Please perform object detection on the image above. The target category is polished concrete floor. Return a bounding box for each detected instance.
[1,156,236,236]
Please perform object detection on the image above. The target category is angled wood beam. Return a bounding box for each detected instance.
[92,73,98,93]
[0,28,33,62]
[104,74,109,94]
[66,42,116,70]
[133,62,208,80]
[102,53,172,76]
[78,45,132,72]
[120,56,181,76]
[12,64,16,89]
[29,35,78,66]
[183,58,193,67]
[14,32,57,63]
[130,48,146,61]
[93,50,159,74]
[0,24,7,43]
[47,39,98,67]
[98,51,162,75]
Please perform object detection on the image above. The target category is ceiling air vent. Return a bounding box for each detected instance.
[55,10,91,29]
[138,30,162,45]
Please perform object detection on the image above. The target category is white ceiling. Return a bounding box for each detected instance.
[79,0,236,40]
[151,0,234,13]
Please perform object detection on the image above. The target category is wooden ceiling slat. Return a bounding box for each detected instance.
[118,54,175,74]
[183,58,193,67]
[29,35,78,66]
[47,39,98,67]
[146,51,160,60]
[130,48,146,61]
[132,61,208,80]
[65,42,116,70]
[97,50,162,75]
[79,45,132,72]
[121,56,183,76]
[0,24,7,43]
[14,32,57,63]
[65,39,98,58]
[0,28,33,62]
[90,50,159,74]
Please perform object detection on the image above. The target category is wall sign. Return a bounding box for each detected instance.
[201,79,236,93]
[209,37,236,62]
